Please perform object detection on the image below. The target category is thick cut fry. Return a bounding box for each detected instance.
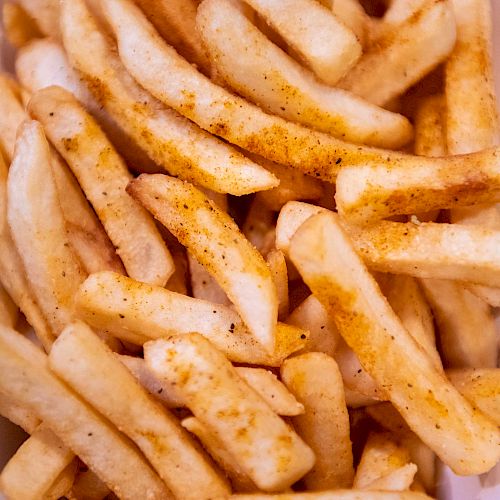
[59,0,277,195]
[76,272,307,366]
[17,0,60,38]
[228,492,433,499]
[0,393,40,434]
[287,295,340,357]
[145,333,315,491]
[242,0,361,85]
[30,86,174,286]
[7,121,86,335]
[289,212,500,475]
[133,0,211,74]
[281,353,354,490]
[128,174,278,352]
[50,322,230,499]
[446,369,500,426]
[198,0,412,149]
[0,424,75,500]
[2,2,42,48]
[0,282,18,327]
[266,249,289,320]
[419,279,496,368]
[338,0,456,106]
[0,327,170,500]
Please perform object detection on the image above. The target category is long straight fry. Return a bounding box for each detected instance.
[59,0,277,195]
[289,211,500,475]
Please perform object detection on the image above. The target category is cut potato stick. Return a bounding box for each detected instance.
[227,491,433,499]
[0,326,170,500]
[44,460,78,500]
[182,417,257,493]
[414,94,447,158]
[242,198,276,255]
[71,468,110,500]
[338,0,456,106]
[446,369,500,426]
[266,249,289,320]
[188,254,230,305]
[0,281,18,328]
[0,424,75,500]
[289,212,500,475]
[17,0,60,38]
[50,322,230,500]
[29,86,174,286]
[281,353,354,490]
[59,0,276,196]
[286,294,340,358]
[7,121,86,335]
[164,247,188,295]
[132,0,211,75]
[198,0,412,149]
[145,333,315,491]
[419,279,497,368]
[76,271,307,366]
[318,0,369,45]
[0,393,40,434]
[2,2,42,48]
[372,0,429,40]
[128,174,278,352]
[242,0,361,85]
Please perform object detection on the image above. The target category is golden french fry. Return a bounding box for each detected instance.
[59,0,277,195]
[242,0,361,85]
[266,249,289,320]
[188,254,230,305]
[419,279,497,368]
[145,333,315,492]
[197,0,412,149]
[0,392,40,434]
[0,281,18,328]
[318,0,369,45]
[29,86,174,286]
[281,352,354,490]
[227,491,433,499]
[50,322,230,499]
[339,0,456,106]
[128,174,278,352]
[0,326,170,500]
[447,369,500,426]
[0,424,75,500]
[44,459,78,500]
[414,94,447,158]
[289,211,500,475]
[7,121,86,335]
[373,0,429,40]
[2,2,42,48]
[71,468,110,500]
[76,272,307,366]
[16,0,60,38]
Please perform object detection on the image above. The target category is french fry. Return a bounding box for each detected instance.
[29,86,174,286]
[318,0,369,45]
[266,249,289,320]
[0,393,40,434]
[0,281,18,327]
[414,94,447,158]
[7,121,86,335]
[281,352,354,490]
[419,279,497,368]
[59,0,277,196]
[16,0,60,38]
[226,491,433,499]
[44,460,78,500]
[50,322,230,499]
[2,2,42,48]
[0,74,27,159]
[164,247,188,295]
[242,0,361,85]
[128,174,278,352]
[76,272,308,366]
[242,198,276,256]
[286,295,340,358]
[0,326,171,500]
[182,416,257,492]
[71,468,110,500]
[188,254,230,305]
[0,424,75,500]
[132,0,212,75]
[344,388,379,409]
[373,0,429,40]
[447,369,500,426]
[145,333,315,491]
[338,0,456,106]
[198,0,413,149]
[289,211,500,475]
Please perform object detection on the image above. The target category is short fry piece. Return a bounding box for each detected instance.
[145,333,315,492]
[289,212,500,475]
[128,174,278,352]
[281,353,354,490]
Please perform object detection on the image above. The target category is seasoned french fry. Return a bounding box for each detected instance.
[227,491,433,499]
[281,353,354,490]
[289,212,500,475]
[50,322,230,499]
[0,393,40,434]
[71,468,110,500]
[0,326,170,500]
[7,121,86,335]
[128,174,278,352]
[198,0,412,149]
[373,0,429,39]
[0,424,75,500]
[419,279,497,368]
[59,0,277,196]
[318,0,369,44]
[266,249,289,320]
[0,281,18,327]
[76,272,307,366]
[414,94,447,158]
[242,0,361,85]
[188,254,230,305]
[2,2,42,48]
[447,369,500,426]
[16,0,60,38]
[29,86,174,286]
[338,0,456,106]
[145,333,315,491]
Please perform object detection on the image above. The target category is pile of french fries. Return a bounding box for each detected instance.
[0,0,499,498]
